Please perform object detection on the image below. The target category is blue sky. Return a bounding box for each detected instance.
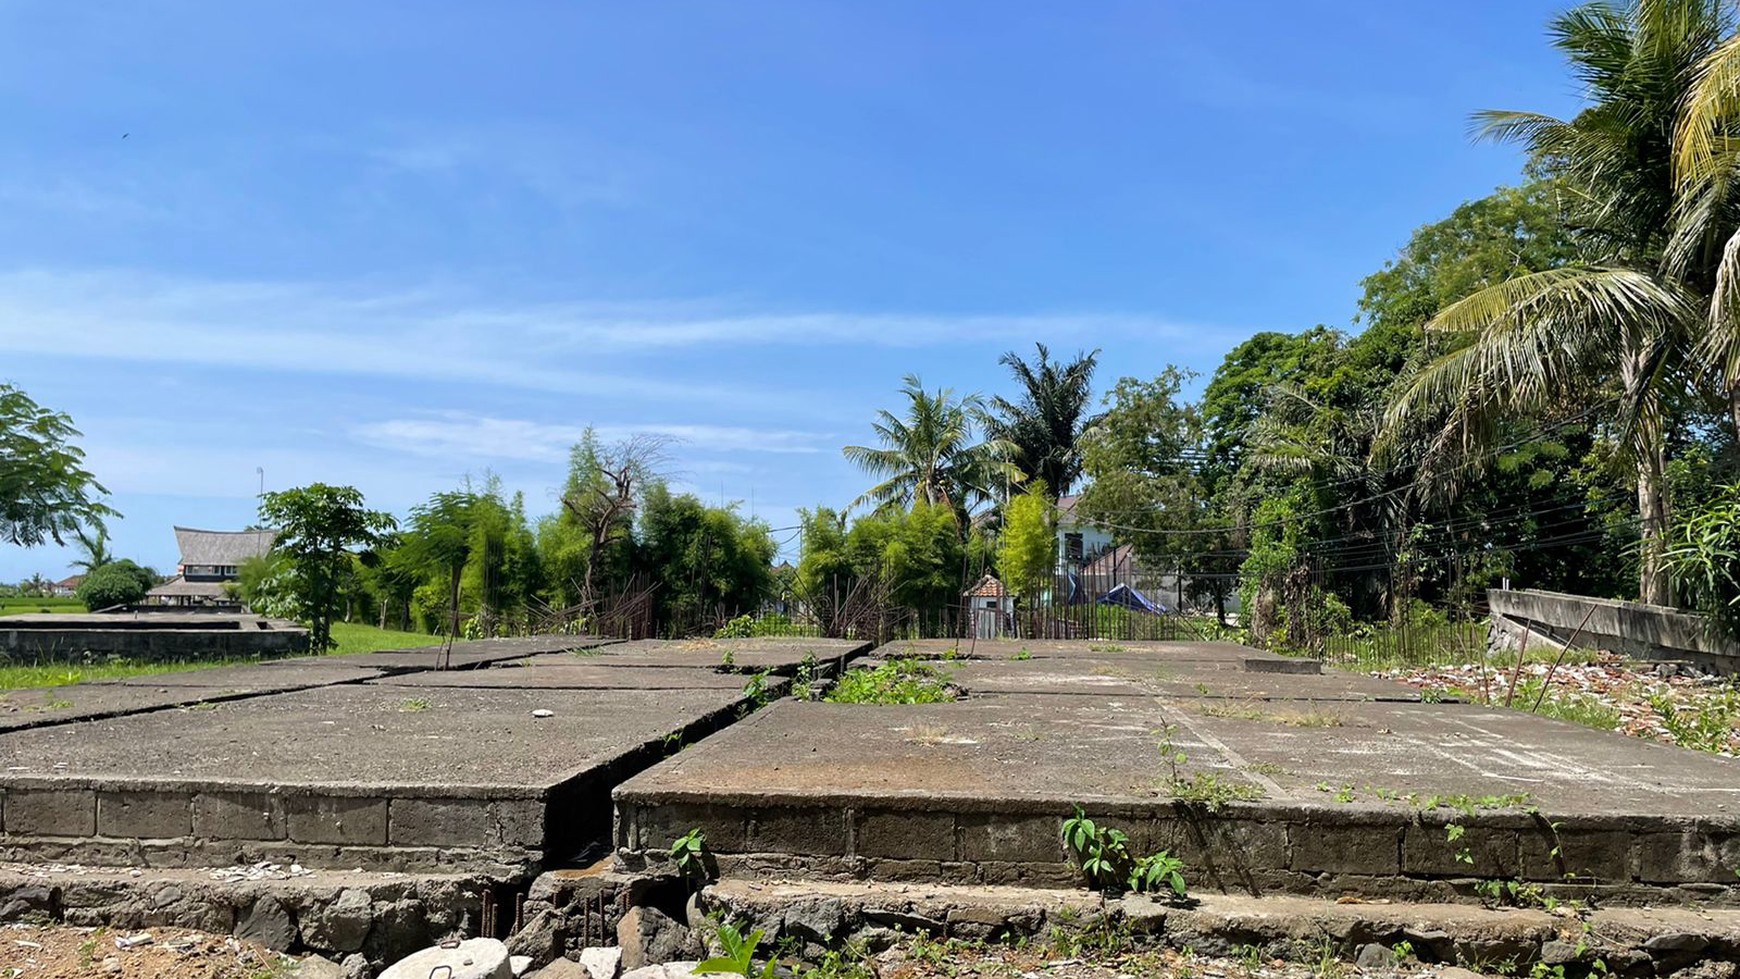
[0,1,1578,580]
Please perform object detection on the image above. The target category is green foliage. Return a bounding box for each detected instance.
[74,560,154,610]
[1650,687,1740,753]
[1128,851,1188,898]
[258,484,395,652]
[996,481,1055,601]
[826,658,955,704]
[639,484,775,635]
[670,827,710,882]
[234,553,300,618]
[984,343,1101,498]
[1665,486,1740,641]
[1061,807,1130,889]
[0,383,116,548]
[696,920,773,979]
[842,373,1008,518]
[715,614,754,639]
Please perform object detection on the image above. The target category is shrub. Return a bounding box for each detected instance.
[75,560,153,610]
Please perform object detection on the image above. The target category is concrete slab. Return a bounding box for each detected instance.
[615,689,1740,899]
[0,683,744,792]
[913,656,1427,703]
[370,659,791,692]
[0,660,388,733]
[0,681,757,874]
[590,637,870,674]
[317,634,618,671]
[873,638,1272,664]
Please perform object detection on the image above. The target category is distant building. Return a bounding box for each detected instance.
[963,573,1013,639]
[50,575,83,598]
[1054,494,1115,574]
[146,527,278,607]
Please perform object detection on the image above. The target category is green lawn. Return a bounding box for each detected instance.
[0,596,85,616]
[0,621,436,691]
[329,621,434,655]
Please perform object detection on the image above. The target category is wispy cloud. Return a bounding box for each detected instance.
[351,412,832,462]
[0,268,1246,425]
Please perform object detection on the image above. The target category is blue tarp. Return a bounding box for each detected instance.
[1096,582,1168,615]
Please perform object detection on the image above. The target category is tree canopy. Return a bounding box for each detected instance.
[0,384,114,549]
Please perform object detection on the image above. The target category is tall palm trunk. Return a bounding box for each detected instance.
[1624,344,1673,606]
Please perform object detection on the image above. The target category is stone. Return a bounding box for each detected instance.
[1644,932,1710,954]
[237,896,297,952]
[513,956,533,976]
[0,886,55,923]
[580,946,623,979]
[617,906,693,971]
[1354,943,1391,969]
[380,938,513,979]
[297,955,347,979]
[304,888,376,953]
[507,909,566,965]
[782,898,845,942]
[1436,970,1486,979]
[530,960,593,979]
[341,952,374,979]
[621,964,696,979]
[1540,940,1581,966]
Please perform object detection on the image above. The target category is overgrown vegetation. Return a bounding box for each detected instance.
[825,659,957,705]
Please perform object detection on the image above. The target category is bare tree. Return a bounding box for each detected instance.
[560,433,673,612]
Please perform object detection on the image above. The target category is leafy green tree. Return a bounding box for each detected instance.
[638,484,775,634]
[843,374,1009,520]
[258,484,396,651]
[234,553,301,619]
[996,482,1056,603]
[0,383,115,548]
[844,502,965,630]
[985,345,1101,500]
[397,491,481,641]
[74,559,155,610]
[1384,0,1731,605]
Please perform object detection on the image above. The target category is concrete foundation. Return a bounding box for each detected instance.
[614,640,1740,905]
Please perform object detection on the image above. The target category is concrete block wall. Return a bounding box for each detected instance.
[0,783,547,876]
[613,796,1740,905]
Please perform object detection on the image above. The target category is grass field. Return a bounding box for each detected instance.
[0,621,436,691]
[329,621,432,655]
[0,597,84,616]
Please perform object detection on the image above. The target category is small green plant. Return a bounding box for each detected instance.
[719,649,737,669]
[1169,771,1264,810]
[1011,648,1033,661]
[1476,878,1547,909]
[671,827,710,882]
[399,697,431,712]
[1447,823,1475,865]
[1128,850,1188,898]
[1062,806,1131,887]
[738,671,776,715]
[1391,940,1415,964]
[697,920,774,978]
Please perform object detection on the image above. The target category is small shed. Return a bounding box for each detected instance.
[963,573,1014,639]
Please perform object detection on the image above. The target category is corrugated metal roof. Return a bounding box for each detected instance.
[173,527,277,566]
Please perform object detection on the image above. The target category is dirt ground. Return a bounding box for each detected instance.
[1,923,307,978]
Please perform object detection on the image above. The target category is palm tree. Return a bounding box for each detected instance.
[843,374,1006,518]
[1384,0,1729,605]
[985,344,1101,501]
[69,526,112,575]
